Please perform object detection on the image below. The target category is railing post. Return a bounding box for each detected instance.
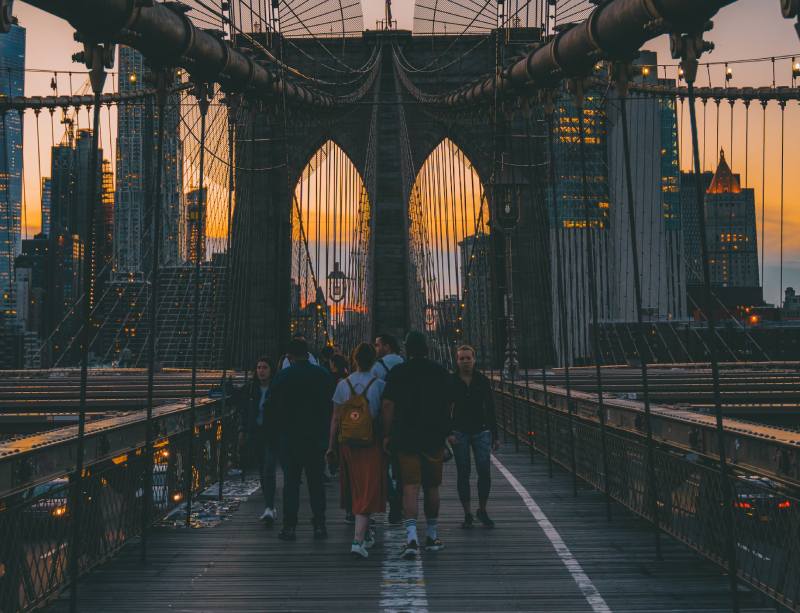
[511,368,519,453]
[68,39,112,613]
[525,368,534,463]
[500,368,509,443]
[545,395,553,478]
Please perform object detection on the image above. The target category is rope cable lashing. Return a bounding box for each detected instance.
[672,27,740,613]
[572,77,613,523]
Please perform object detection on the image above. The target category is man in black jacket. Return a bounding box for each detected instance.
[381,331,452,559]
[270,338,335,541]
[449,345,499,529]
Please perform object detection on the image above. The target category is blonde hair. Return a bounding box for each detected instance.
[455,344,476,357]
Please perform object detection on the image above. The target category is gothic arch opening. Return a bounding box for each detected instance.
[407,138,493,367]
[291,139,372,351]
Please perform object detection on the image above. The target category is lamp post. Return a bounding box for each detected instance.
[493,168,522,377]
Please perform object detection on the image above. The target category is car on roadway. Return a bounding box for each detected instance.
[21,478,70,523]
[732,475,794,522]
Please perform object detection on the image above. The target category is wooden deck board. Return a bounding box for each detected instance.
[47,445,775,612]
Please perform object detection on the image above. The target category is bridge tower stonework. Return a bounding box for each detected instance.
[230,29,554,368]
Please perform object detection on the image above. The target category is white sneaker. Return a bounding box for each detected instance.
[259,507,276,523]
[351,541,369,559]
[364,529,376,549]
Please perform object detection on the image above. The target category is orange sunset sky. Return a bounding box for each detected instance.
[9,0,800,306]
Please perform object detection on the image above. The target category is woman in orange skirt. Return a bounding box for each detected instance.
[327,343,387,559]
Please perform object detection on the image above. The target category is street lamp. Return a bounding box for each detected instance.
[326,261,348,304]
[424,303,437,332]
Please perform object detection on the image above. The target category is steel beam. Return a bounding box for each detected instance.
[20,0,336,107]
[429,0,738,106]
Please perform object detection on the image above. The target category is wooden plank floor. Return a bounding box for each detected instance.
[47,444,775,612]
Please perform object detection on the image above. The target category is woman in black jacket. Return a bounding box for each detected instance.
[239,356,278,525]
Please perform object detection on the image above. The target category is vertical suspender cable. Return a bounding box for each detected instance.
[617,84,662,557]
[575,91,611,520]
[760,100,766,291]
[186,83,210,528]
[523,102,548,465]
[686,77,740,613]
[546,106,576,492]
[69,45,107,613]
[142,77,167,561]
[218,96,238,502]
[779,101,785,305]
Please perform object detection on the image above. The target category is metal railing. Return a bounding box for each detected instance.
[0,396,237,612]
[492,374,800,611]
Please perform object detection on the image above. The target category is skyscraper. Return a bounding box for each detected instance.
[44,123,111,364]
[185,187,206,264]
[115,46,183,278]
[680,169,713,288]
[680,150,761,314]
[547,90,611,364]
[458,232,493,363]
[0,20,25,316]
[605,52,686,326]
[704,150,759,289]
[40,177,52,237]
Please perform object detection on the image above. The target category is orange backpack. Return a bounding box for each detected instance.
[338,377,377,447]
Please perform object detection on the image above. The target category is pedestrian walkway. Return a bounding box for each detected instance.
[47,446,773,612]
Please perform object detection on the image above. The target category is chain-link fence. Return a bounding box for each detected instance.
[492,375,800,611]
[0,400,237,612]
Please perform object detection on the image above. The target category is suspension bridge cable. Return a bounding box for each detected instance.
[545,104,578,495]
[617,85,663,558]
[576,91,613,523]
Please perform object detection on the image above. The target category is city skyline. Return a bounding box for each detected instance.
[6,0,800,308]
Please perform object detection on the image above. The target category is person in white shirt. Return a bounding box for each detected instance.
[327,343,386,559]
[371,333,404,380]
[371,333,405,524]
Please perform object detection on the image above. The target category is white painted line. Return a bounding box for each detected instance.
[379,519,429,613]
[491,455,612,613]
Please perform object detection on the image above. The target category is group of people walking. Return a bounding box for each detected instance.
[238,331,498,560]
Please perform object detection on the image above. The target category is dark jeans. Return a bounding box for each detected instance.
[256,438,278,509]
[453,430,492,505]
[282,447,326,528]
